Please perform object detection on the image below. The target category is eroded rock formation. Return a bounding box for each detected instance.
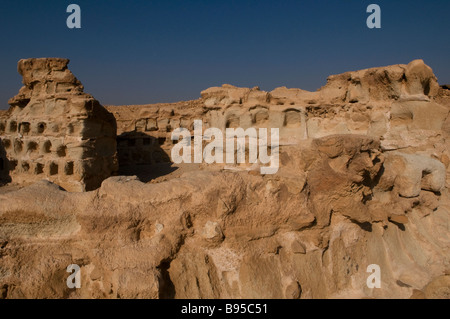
[0,59,449,299]
[0,58,117,191]
[106,60,449,173]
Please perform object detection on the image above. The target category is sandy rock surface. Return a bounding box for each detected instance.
[0,58,449,299]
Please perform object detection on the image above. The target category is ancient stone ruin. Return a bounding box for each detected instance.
[106,60,450,176]
[0,58,117,191]
[2,58,448,192]
[0,58,449,299]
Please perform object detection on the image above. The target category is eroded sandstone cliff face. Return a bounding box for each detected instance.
[0,59,449,299]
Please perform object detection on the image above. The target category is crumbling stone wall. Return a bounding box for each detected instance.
[0,58,117,191]
[107,60,449,176]
[1,58,448,190]
[106,101,204,167]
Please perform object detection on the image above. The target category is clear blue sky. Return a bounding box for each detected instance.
[0,0,449,108]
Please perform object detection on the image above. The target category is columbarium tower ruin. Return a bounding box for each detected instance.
[0,58,117,191]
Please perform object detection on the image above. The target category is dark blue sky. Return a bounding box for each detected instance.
[0,0,449,109]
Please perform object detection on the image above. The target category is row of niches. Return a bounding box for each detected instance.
[1,137,68,158]
[0,120,46,134]
[131,109,305,135]
[225,109,304,129]
[29,81,80,95]
[134,117,192,133]
[6,158,74,176]
[10,82,80,102]
[0,120,82,136]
